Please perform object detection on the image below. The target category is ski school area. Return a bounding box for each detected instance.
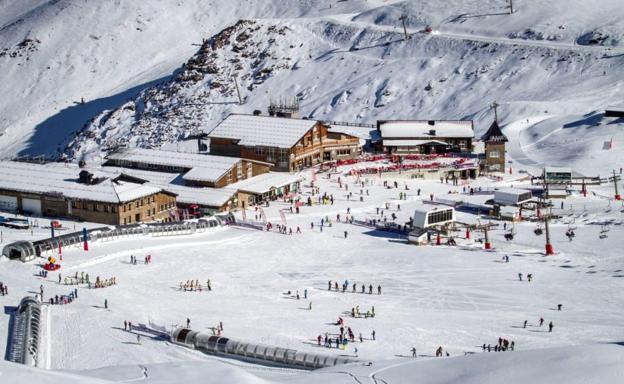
[0,160,623,375]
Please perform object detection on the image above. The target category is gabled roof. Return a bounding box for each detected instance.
[481,121,508,143]
[378,120,474,139]
[207,114,318,148]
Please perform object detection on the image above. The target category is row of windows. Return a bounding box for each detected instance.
[71,201,118,213]
[427,209,453,225]
[337,149,351,156]
[122,196,158,212]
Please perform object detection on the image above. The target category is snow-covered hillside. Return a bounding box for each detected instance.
[54,0,624,164]
[0,0,390,159]
[1,1,623,164]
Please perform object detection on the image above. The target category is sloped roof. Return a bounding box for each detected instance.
[102,166,235,208]
[228,172,303,194]
[207,114,318,148]
[0,161,163,203]
[481,121,508,143]
[106,147,240,170]
[379,120,474,139]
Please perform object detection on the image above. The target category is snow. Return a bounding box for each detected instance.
[105,148,240,173]
[1,1,624,383]
[0,161,161,203]
[208,114,317,149]
[379,121,475,139]
[181,167,231,184]
[98,166,237,208]
[382,139,450,146]
[228,172,303,195]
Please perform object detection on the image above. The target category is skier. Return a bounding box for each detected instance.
[344,231,348,239]
[523,320,528,328]
[412,347,417,357]
[548,322,554,332]
[317,335,322,346]
[308,302,312,310]
[368,284,373,294]
[304,288,308,299]
[137,334,141,345]
[328,280,332,290]
[372,330,376,340]
[557,304,562,311]
[104,299,108,309]
[539,317,544,327]
[124,320,128,331]
[518,273,523,281]
[187,318,191,328]
[377,285,381,295]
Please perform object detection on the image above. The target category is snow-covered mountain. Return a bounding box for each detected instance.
[1,0,623,170]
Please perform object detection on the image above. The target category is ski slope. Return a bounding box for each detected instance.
[1,166,623,382]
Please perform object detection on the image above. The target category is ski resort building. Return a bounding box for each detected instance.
[0,161,177,225]
[230,172,303,207]
[481,120,508,173]
[207,114,360,171]
[377,120,474,155]
[104,148,271,188]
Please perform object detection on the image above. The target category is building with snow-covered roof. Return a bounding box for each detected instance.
[104,147,271,188]
[0,161,177,225]
[208,114,360,171]
[377,120,474,155]
[481,119,508,173]
[229,172,303,207]
[101,166,238,213]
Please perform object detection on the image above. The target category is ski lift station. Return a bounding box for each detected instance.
[408,205,456,245]
[413,205,456,229]
[493,188,533,206]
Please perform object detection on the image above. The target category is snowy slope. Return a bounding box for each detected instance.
[0,0,393,159]
[2,343,623,384]
[54,0,624,164]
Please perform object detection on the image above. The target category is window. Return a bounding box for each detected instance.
[111,206,117,213]
[247,163,253,178]
[227,171,232,184]
[123,205,127,212]
[152,196,156,203]
[337,149,351,156]
[427,209,453,225]
[135,213,141,222]
[135,201,140,208]
[123,217,127,225]
[237,163,243,179]
[71,201,78,209]
[104,205,109,213]
[489,150,500,158]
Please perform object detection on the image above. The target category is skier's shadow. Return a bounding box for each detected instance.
[528,330,549,333]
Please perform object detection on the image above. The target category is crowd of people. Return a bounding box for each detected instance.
[328,280,382,295]
[178,279,212,292]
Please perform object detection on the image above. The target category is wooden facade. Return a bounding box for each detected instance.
[481,121,508,173]
[210,121,360,171]
[0,188,177,226]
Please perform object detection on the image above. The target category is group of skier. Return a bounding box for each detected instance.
[328,280,382,295]
[482,337,515,352]
[48,289,78,305]
[179,279,212,292]
[93,276,117,289]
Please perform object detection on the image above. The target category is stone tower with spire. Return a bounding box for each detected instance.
[481,102,508,172]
